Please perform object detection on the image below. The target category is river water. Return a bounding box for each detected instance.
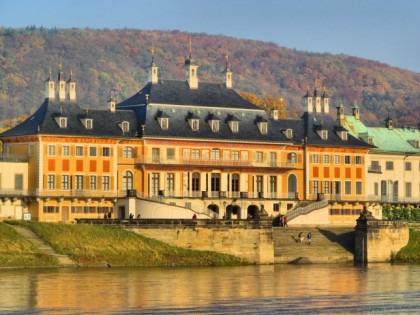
[0,264,419,314]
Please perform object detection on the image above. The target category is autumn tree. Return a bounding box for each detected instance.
[238,91,287,118]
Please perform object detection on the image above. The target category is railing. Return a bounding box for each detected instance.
[368,165,382,173]
[135,156,298,169]
[0,154,30,162]
[287,199,329,221]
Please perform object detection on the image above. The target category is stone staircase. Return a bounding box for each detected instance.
[273,226,355,264]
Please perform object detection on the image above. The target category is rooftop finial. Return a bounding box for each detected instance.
[225,48,229,68]
[151,46,155,62]
[189,35,192,59]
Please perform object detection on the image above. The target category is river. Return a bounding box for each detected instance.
[0,264,419,314]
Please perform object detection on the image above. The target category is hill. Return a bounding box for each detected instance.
[1,27,420,127]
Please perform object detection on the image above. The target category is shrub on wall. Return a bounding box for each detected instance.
[382,206,420,222]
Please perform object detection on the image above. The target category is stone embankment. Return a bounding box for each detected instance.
[273,226,355,264]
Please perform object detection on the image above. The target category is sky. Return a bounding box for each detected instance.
[1,0,420,72]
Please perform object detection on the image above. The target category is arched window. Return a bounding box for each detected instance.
[123,170,134,191]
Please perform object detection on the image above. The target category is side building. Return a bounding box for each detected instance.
[342,104,420,207]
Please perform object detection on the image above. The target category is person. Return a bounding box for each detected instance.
[280,215,285,227]
[307,232,312,245]
[103,212,107,219]
[136,214,141,219]
[129,213,134,219]
[247,213,252,219]
[284,215,288,227]
[192,214,197,219]
[107,211,112,219]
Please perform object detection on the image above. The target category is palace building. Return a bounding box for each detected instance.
[0,46,380,224]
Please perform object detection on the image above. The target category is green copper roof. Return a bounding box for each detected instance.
[343,115,420,154]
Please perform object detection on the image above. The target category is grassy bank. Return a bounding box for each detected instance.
[4,222,246,267]
[0,222,59,267]
[393,229,420,263]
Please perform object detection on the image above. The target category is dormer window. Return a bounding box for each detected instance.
[158,117,169,130]
[409,139,420,148]
[316,130,328,140]
[258,122,268,134]
[80,118,93,129]
[337,130,348,141]
[118,121,130,133]
[55,116,67,128]
[229,121,239,133]
[189,119,199,131]
[282,128,293,139]
[209,120,220,132]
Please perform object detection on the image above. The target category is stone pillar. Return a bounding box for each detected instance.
[355,208,409,263]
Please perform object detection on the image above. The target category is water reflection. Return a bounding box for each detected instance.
[0,264,419,314]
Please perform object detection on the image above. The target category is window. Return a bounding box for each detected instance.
[183,149,190,160]
[167,173,175,195]
[258,122,268,134]
[269,176,277,194]
[167,148,175,160]
[210,120,220,132]
[62,175,70,190]
[334,155,340,164]
[386,161,394,170]
[121,121,129,132]
[256,176,263,193]
[76,146,83,156]
[211,173,221,193]
[151,173,159,196]
[102,147,110,157]
[47,175,55,190]
[256,152,263,162]
[90,176,97,190]
[152,148,160,163]
[192,149,200,160]
[89,147,97,157]
[48,145,56,156]
[287,152,297,163]
[192,172,200,192]
[405,182,412,198]
[85,119,93,129]
[344,155,351,164]
[229,121,239,133]
[405,162,412,171]
[312,180,319,195]
[232,174,240,192]
[123,171,134,191]
[75,175,84,190]
[123,146,134,158]
[59,117,67,128]
[285,129,293,139]
[345,181,352,195]
[241,151,248,161]
[323,155,330,164]
[211,149,220,160]
[323,181,330,194]
[58,145,68,156]
[270,152,277,166]
[374,182,379,196]
[102,176,110,191]
[190,119,199,131]
[312,154,319,163]
[320,130,328,140]
[356,181,362,195]
[232,151,239,161]
[355,156,362,165]
[15,174,23,190]
[159,118,169,130]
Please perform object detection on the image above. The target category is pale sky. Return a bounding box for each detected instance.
[1,0,420,72]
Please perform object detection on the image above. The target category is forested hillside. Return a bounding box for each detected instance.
[1,27,420,127]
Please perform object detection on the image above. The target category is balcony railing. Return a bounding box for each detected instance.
[135,156,298,169]
[0,154,30,162]
[368,165,382,173]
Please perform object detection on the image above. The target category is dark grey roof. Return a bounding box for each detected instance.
[117,80,261,110]
[302,112,374,148]
[0,99,138,138]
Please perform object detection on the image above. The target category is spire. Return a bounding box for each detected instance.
[314,80,321,113]
[67,69,76,101]
[45,68,55,100]
[352,101,360,120]
[109,90,116,112]
[183,36,198,89]
[57,63,66,101]
[322,86,330,114]
[303,85,313,113]
[336,100,345,125]
[222,49,233,89]
[148,46,159,84]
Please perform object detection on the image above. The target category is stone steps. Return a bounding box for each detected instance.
[273,227,355,263]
